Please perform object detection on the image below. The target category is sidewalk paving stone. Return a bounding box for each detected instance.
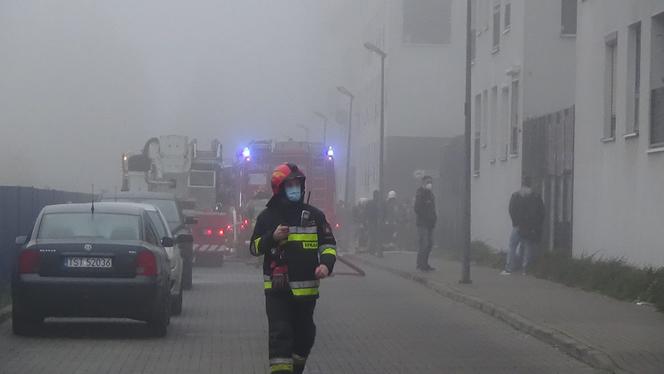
[349,251,664,374]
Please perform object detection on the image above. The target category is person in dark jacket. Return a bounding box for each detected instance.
[414,176,437,271]
[502,175,545,275]
[366,190,382,257]
[250,163,337,374]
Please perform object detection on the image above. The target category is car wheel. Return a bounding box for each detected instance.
[12,299,43,336]
[147,292,171,337]
[171,286,183,316]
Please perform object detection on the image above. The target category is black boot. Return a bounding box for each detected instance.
[293,354,306,374]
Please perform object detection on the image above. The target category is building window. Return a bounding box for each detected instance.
[478,0,489,32]
[510,80,520,155]
[489,86,498,162]
[470,30,477,63]
[604,33,618,140]
[492,3,500,52]
[561,0,577,36]
[402,0,452,44]
[470,0,477,63]
[189,170,216,188]
[474,94,482,175]
[482,90,489,147]
[504,2,511,32]
[651,12,664,147]
[626,22,641,135]
[500,86,510,160]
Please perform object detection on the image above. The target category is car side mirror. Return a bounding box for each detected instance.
[161,237,175,248]
[15,236,28,246]
[176,234,194,244]
[184,216,198,225]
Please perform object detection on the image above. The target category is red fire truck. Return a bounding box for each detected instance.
[235,140,337,241]
[189,211,237,266]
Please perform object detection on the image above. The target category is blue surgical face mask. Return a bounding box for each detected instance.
[285,185,302,202]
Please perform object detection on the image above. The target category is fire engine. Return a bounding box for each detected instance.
[235,140,337,237]
[121,135,238,265]
[121,135,226,209]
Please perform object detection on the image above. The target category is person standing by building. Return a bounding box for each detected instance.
[250,163,337,374]
[502,176,545,275]
[414,176,437,271]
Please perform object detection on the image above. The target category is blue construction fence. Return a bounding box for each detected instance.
[0,186,92,283]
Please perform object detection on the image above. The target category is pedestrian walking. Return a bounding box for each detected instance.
[250,163,337,374]
[502,175,545,275]
[414,176,437,271]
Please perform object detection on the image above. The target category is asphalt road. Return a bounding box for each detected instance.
[0,261,597,373]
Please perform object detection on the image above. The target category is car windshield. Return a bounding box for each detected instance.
[37,213,141,241]
[111,199,181,229]
[147,211,168,239]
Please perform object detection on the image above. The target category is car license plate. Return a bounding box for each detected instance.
[64,257,112,268]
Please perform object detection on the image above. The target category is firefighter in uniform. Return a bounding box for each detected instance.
[250,163,337,374]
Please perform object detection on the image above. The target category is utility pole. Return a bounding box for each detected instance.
[460,0,473,284]
[364,41,387,250]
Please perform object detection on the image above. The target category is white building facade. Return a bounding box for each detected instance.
[574,0,664,266]
[351,0,466,201]
[470,0,577,251]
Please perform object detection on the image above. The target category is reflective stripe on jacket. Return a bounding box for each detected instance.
[250,199,336,299]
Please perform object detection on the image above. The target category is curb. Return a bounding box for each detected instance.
[348,254,624,374]
[0,305,11,325]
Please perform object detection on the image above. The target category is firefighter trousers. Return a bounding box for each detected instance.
[266,293,317,374]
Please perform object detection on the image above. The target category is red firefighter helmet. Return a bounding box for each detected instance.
[271,163,306,195]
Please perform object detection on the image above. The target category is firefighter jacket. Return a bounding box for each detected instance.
[249,197,337,299]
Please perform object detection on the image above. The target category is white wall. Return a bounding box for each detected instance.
[470,0,576,251]
[352,0,466,201]
[574,0,664,266]
[471,0,526,250]
[384,0,466,139]
[523,0,576,118]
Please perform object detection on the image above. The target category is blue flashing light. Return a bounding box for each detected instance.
[327,146,334,157]
[242,147,251,161]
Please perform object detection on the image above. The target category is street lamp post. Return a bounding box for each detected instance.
[364,42,387,200]
[314,111,328,145]
[364,41,387,252]
[337,86,354,205]
[460,0,473,284]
